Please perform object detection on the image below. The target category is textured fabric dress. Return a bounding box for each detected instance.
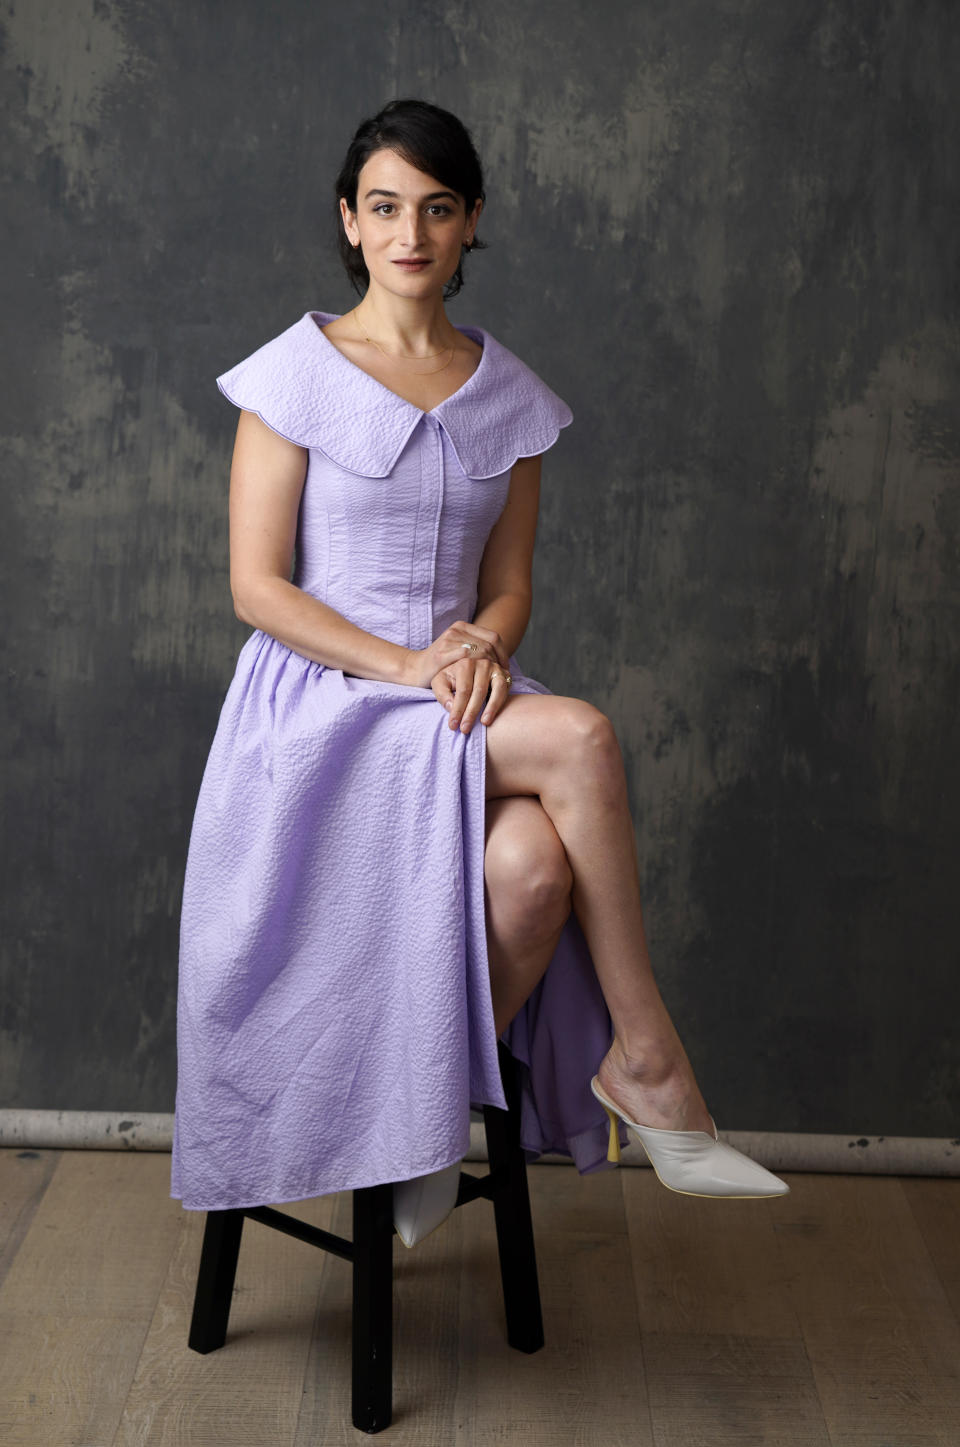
[170,309,626,1212]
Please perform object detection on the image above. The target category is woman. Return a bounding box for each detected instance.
[170,99,787,1239]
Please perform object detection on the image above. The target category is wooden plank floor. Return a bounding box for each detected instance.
[0,1149,958,1445]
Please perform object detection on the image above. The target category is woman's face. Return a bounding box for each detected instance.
[340,148,481,301]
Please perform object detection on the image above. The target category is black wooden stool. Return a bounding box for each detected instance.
[186,1041,544,1433]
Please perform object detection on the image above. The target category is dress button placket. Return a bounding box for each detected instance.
[413,415,445,651]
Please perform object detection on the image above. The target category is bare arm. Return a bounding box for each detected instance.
[471,452,541,654]
[228,410,507,686]
[228,410,413,681]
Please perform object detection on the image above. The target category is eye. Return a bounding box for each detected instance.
[426,204,452,216]
[372,203,396,216]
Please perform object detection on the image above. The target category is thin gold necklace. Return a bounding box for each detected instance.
[351,308,455,374]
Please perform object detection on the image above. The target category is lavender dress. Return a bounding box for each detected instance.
[170,310,625,1212]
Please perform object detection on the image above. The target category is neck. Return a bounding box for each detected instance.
[355,284,459,354]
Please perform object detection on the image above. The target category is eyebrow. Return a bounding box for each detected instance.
[363,188,460,203]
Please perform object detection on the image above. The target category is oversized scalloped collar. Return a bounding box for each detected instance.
[216,310,572,480]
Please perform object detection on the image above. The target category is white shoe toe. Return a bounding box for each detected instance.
[633,1126,790,1198]
[393,1160,462,1248]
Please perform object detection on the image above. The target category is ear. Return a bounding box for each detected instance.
[464,196,483,248]
[340,196,361,249]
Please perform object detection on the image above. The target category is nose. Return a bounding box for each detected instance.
[398,207,425,250]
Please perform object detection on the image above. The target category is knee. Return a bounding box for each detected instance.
[515,858,574,941]
[522,845,574,925]
[558,700,623,787]
[486,834,573,936]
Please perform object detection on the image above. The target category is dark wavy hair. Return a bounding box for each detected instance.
[335,98,486,299]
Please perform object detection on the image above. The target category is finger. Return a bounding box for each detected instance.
[454,637,508,671]
[445,661,476,730]
[445,657,488,729]
[480,669,511,726]
[436,666,473,728]
[448,622,508,669]
[444,638,498,670]
[457,665,494,734]
[463,624,511,669]
[432,672,456,714]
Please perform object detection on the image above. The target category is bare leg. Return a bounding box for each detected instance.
[482,693,714,1135]
[484,796,573,1035]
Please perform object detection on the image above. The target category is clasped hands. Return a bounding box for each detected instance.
[402,620,513,733]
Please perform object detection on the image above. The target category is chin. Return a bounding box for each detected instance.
[374,264,457,296]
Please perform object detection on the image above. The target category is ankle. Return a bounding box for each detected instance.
[604,1036,684,1085]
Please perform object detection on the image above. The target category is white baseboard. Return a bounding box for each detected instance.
[0,1110,957,1176]
[0,1110,173,1151]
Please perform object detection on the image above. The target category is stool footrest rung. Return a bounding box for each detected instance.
[244,1204,359,1261]
[455,1166,507,1206]
[244,1168,508,1255]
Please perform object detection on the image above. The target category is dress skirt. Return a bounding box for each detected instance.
[170,632,624,1211]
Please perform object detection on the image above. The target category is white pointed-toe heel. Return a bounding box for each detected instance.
[392,1160,463,1248]
[590,1076,789,1199]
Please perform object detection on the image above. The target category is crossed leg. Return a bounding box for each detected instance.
[481,690,714,1135]
[484,795,573,1036]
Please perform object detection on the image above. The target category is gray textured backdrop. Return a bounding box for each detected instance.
[2,0,958,1135]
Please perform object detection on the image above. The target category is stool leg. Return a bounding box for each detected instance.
[351,1183,394,1433]
[484,1047,545,1354]
[188,1208,245,1353]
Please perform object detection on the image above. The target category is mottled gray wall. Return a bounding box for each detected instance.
[2,0,957,1135]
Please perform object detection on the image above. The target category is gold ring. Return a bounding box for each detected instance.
[461,642,479,652]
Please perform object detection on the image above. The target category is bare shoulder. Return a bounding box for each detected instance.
[319,313,366,364]
[320,314,355,345]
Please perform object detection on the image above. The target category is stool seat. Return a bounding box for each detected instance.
[186,1041,544,1433]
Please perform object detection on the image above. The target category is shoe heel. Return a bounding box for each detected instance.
[603,1105,621,1164]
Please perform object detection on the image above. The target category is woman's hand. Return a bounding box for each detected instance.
[431,652,513,732]
[401,620,512,732]
[402,620,510,688]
